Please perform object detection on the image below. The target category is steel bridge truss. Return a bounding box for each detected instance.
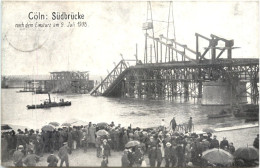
[122,62,258,103]
[90,32,259,104]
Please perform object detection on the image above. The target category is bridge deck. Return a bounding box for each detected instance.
[130,58,259,69]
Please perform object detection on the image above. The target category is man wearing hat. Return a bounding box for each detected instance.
[121,149,130,167]
[209,135,219,149]
[253,134,259,149]
[165,142,172,167]
[23,149,40,167]
[187,117,193,132]
[47,149,59,167]
[220,137,229,150]
[134,145,144,166]
[148,145,157,167]
[58,142,69,167]
[101,139,111,160]
[13,145,24,167]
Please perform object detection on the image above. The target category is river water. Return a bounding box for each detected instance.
[1,88,258,132]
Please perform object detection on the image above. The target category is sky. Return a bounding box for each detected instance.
[1,1,259,77]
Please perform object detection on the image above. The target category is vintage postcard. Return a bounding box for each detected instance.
[1,0,259,167]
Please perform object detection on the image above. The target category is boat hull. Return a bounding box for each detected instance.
[27,102,71,109]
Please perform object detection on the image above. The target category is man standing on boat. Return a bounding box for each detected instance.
[170,117,177,131]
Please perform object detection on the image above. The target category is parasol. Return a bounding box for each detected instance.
[49,122,60,127]
[96,129,109,136]
[61,123,71,127]
[97,122,108,127]
[234,147,259,160]
[202,148,233,166]
[41,125,55,132]
[125,140,140,148]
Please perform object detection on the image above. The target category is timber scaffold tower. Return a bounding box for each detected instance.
[90,2,259,105]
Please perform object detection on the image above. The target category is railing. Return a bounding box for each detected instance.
[89,60,128,96]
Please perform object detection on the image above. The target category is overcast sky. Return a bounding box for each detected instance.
[2,1,259,76]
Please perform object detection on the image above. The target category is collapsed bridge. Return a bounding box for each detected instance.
[90,32,259,106]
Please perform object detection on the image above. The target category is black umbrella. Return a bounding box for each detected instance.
[202,148,233,166]
[234,147,259,160]
[125,140,140,148]
[96,129,109,136]
[97,122,108,127]
[49,122,60,127]
[61,123,71,127]
[41,125,55,131]
[1,124,12,133]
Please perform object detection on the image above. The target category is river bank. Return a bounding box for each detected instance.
[1,126,258,167]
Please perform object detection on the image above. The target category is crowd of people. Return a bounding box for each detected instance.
[1,117,259,167]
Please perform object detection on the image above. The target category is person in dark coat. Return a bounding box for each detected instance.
[176,144,184,167]
[101,156,108,167]
[114,129,120,151]
[67,130,73,154]
[71,128,78,150]
[58,130,64,149]
[156,145,163,167]
[35,135,43,156]
[102,139,111,160]
[134,146,144,166]
[253,134,259,149]
[164,142,172,167]
[220,137,229,149]
[122,130,129,147]
[23,150,40,167]
[47,150,59,167]
[127,148,135,167]
[1,135,8,162]
[187,117,193,132]
[121,149,130,167]
[228,142,235,154]
[148,146,157,167]
[13,145,24,166]
[170,117,177,131]
[9,131,17,151]
[58,142,69,167]
[170,145,178,167]
[209,135,219,149]
[82,133,89,153]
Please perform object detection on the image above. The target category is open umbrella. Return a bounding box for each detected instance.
[61,123,71,127]
[96,129,109,136]
[234,147,259,160]
[1,124,13,133]
[125,140,140,148]
[41,125,55,132]
[71,120,88,127]
[97,122,108,127]
[49,122,60,127]
[202,128,215,133]
[202,148,233,166]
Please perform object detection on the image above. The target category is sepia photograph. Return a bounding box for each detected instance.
[1,0,259,167]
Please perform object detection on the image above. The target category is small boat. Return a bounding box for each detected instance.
[207,109,232,119]
[35,90,49,94]
[232,104,259,120]
[26,93,71,109]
